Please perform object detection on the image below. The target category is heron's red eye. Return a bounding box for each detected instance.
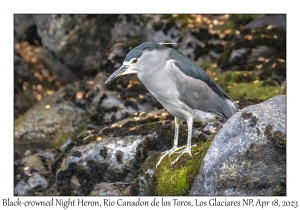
[132,59,138,63]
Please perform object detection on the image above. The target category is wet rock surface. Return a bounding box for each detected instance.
[190,95,286,196]
[52,135,143,195]
[14,149,58,195]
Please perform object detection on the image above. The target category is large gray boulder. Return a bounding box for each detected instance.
[33,14,118,75]
[190,95,286,196]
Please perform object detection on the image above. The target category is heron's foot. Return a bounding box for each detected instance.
[156,146,185,168]
[170,147,192,165]
[168,146,185,157]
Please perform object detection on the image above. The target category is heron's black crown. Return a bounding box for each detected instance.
[125,42,166,62]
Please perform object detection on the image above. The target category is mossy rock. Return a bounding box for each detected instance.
[156,139,212,196]
[134,136,214,196]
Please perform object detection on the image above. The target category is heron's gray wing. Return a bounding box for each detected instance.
[175,75,233,118]
[169,48,226,99]
[169,49,235,119]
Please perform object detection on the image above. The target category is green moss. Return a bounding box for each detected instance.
[281,81,286,95]
[217,70,256,86]
[157,165,187,195]
[154,138,213,196]
[196,60,218,72]
[58,133,71,147]
[223,81,280,100]
[194,68,282,101]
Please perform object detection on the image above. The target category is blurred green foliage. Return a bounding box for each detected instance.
[197,61,281,101]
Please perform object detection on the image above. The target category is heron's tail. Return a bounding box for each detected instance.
[225,98,239,117]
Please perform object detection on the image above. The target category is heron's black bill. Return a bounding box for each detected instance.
[105,65,128,84]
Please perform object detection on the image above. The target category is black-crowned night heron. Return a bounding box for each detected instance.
[105,42,238,167]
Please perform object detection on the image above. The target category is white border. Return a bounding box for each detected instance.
[2,0,298,209]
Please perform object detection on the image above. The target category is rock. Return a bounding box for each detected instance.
[131,136,213,196]
[245,14,286,29]
[14,148,58,195]
[21,155,47,175]
[14,54,36,119]
[119,112,215,196]
[14,100,79,142]
[85,72,159,125]
[33,14,118,75]
[39,48,78,85]
[142,14,179,44]
[53,135,144,195]
[14,14,40,43]
[14,81,86,150]
[14,180,30,196]
[27,173,48,189]
[111,15,142,43]
[101,96,137,123]
[89,182,130,196]
[178,31,205,60]
[230,48,247,62]
[190,95,286,196]
[14,173,47,196]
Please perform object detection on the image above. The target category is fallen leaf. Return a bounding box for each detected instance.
[272,63,277,68]
[87,80,94,85]
[76,92,83,100]
[224,29,231,34]
[213,19,219,26]
[148,113,154,117]
[139,112,146,117]
[256,64,263,69]
[46,90,54,95]
[111,123,119,128]
[35,94,42,101]
[244,35,253,40]
[129,125,140,131]
[257,57,265,62]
